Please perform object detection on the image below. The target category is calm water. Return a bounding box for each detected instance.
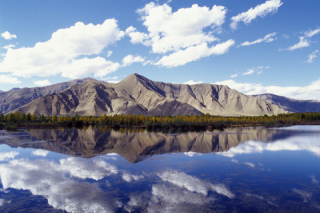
[0,126,320,212]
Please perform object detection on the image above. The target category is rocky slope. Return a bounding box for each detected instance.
[254,93,320,113]
[0,78,97,114]
[14,74,286,116]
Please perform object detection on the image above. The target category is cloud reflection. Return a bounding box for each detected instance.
[0,152,19,162]
[32,149,50,157]
[219,134,320,157]
[0,157,119,212]
[158,170,234,198]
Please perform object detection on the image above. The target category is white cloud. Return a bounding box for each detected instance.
[156,39,235,67]
[60,57,120,79]
[230,74,238,78]
[239,32,276,47]
[230,0,283,30]
[286,28,320,51]
[243,69,255,75]
[183,80,204,85]
[0,19,124,79]
[106,50,113,57]
[102,76,120,83]
[305,28,320,38]
[122,55,145,66]
[3,44,15,50]
[0,152,19,161]
[0,75,21,84]
[215,78,320,100]
[305,50,318,63]
[287,37,310,51]
[33,79,52,87]
[125,26,151,46]
[32,149,50,157]
[127,2,232,67]
[242,66,267,76]
[1,31,17,40]
[134,3,226,54]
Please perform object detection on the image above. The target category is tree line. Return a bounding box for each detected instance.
[1,111,320,130]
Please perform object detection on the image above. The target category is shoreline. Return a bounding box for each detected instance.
[2,120,320,132]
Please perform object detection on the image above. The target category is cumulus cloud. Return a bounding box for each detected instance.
[134,2,226,53]
[125,26,151,46]
[305,50,318,63]
[1,31,17,40]
[122,55,145,66]
[230,74,238,78]
[127,2,232,67]
[239,32,276,47]
[183,80,204,85]
[156,39,235,67]
[215,77,320,100]
[0,19,124,79]
[33,79,52,87]
[0,75,21,84]
[230,0,283,30]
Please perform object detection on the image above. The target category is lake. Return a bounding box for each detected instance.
[0,125,320,212]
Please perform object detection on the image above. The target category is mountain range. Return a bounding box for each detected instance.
[0,73,319,116]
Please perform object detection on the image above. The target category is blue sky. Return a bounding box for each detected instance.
[0,0,319,100]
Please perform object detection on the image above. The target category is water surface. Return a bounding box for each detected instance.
[0,126,320,212]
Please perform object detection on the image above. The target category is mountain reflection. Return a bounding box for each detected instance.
[0,126,314,162]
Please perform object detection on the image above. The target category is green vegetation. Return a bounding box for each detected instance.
[1,111,320,131]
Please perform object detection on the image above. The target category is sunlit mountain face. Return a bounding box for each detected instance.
[0,126,320,212]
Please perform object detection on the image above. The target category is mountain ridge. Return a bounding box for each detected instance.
[12,73,286,116]
[253,93,320,113]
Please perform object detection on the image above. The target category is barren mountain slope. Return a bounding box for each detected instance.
[254,93,320,113]
[154,78,286,116]
[14,73,286,116]
[0,78,98,114]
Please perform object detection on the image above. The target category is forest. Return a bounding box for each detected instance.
[1,111,320,131]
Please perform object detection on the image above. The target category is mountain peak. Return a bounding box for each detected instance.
[123,73,148,82]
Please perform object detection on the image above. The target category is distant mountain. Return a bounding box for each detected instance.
[14,73,286,116]
[0,90,3,94]
[254,93,320,113]
[0,78,97,114]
